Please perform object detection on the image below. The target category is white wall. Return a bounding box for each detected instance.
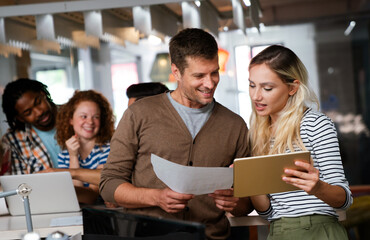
[0,55,17,135]
[216,23,319,122]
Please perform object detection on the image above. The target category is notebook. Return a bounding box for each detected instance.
[233,151,311,197]
[0,172,80,216]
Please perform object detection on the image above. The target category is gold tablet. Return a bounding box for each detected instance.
[233,151,311,197]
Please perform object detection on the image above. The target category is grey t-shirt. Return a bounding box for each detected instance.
[167,92,214,139]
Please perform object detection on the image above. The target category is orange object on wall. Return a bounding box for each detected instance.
[218,48,229,74]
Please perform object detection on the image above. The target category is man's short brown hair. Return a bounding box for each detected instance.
[169,28,218,75]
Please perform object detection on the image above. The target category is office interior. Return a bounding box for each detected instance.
[0,0,370,239]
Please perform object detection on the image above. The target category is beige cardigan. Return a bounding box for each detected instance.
[100,93,249,239]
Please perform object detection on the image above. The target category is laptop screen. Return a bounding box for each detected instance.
[82,207,205,240]
[0,172,80,215]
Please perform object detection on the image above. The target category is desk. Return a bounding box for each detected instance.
[0,212,83,240]
[228,211,269,240]
[0,209,345,240]
[228,212,269,227]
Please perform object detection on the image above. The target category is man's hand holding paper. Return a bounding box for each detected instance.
[156,187,194,213]
[151,154,233,195]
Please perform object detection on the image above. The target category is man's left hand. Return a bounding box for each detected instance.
[208,188,239,212]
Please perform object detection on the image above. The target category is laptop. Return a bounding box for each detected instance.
[0,172,80,216]
[233,151,311,197]
[82,207,206,240]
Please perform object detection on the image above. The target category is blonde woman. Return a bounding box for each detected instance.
[248,45,352,239]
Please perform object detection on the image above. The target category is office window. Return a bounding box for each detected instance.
[235,44,269,126]
[111,62,139,123]
[35,68,74,105]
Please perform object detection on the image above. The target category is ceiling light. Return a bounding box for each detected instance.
[195,1,201,7]
[344,21,356,36]
[148,34,162,45]
[243,0,251,7]
[150,53,171,82]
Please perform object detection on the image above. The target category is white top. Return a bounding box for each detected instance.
[257,108,353,221]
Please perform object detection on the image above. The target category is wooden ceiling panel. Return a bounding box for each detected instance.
[164,2,182,16]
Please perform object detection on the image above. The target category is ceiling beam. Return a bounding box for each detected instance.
[200,1,220,37]
[35,14,56,40]
[182,2,201,29]
[133,6,152,37]
[231,0,246,34]
[151,5,179,37]
[84,11,103,37]
[0,0,194,17]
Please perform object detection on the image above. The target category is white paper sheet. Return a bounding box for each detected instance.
[151,154,233,195]
[50,216,83,227]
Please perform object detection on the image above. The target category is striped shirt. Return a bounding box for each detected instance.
[58,143,110,187]
[257,108,353,221]
[2,124,54,175]
[58,143,110,169]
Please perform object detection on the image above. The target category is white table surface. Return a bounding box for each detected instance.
[0,211,83,240]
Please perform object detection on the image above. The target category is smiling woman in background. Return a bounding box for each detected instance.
[56,90,115,204]
[247,45,353,240]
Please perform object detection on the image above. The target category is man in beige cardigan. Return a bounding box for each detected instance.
[100,28,252,240]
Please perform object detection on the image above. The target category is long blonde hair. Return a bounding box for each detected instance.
[248,45,319,156]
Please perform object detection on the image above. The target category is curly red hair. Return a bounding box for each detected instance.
[56,90,115,149]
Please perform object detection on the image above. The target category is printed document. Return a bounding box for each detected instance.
[151,154,233,195]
